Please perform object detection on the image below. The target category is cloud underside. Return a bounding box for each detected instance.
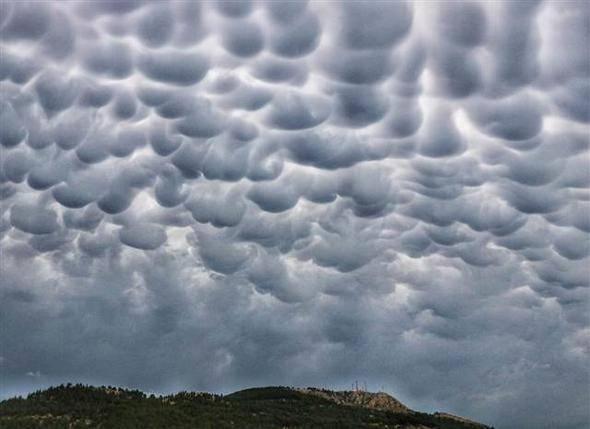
[0,1,589,428]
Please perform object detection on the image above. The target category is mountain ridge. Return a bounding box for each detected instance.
[0,384,493,428]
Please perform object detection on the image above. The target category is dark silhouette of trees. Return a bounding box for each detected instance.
[0,384,492,429]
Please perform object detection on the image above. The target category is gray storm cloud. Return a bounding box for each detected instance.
[0,1,589,428]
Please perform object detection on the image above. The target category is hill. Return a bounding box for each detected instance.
[295,387,411,413]
[0,384,493,429]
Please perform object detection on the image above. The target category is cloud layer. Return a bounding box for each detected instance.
[1,1,589,428]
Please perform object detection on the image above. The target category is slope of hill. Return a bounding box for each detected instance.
[0,384,493,429]
[296,387,411,414]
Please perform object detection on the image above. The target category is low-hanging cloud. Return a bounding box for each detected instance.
[1,1,589,429]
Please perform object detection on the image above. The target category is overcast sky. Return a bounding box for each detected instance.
[0,1,589,428]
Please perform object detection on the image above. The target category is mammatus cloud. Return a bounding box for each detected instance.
[1,1,589,428]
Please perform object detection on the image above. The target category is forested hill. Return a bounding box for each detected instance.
[0,384,493,429]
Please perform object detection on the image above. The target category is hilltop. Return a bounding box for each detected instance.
[0,384,493,428]
[296,387,411,413]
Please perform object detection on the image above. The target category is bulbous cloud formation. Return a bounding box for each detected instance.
[1,1,588,428]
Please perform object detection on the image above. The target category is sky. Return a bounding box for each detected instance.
[0,1,589,428]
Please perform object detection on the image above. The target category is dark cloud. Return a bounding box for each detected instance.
[119,224,167,250]
[269,12,320,58]
[193,230,251,275]
[418,106,465,157]
[53,184,97,209]
[215,0,253,19]
[437,2,487,48]
[185,184,246,228]
[52,112,91,151]
[63,206,104,232]
[82,41,134,79]
[2,148,33,183]
[135,4,175,48]
[339,1,412,50]
[0,101,26,147]
[79,82,113,108]
[251,57,308,84]
[221,20,264,58]
[76,128,112,164]
[1,2,588,429]
[10,204,59,235]
[0,2,51,41]
[265,1,309,25]
[467,94,543,141]
[332,84,389,128]
[321,50,393,86]
[26,156,70,191]
[266,91,331,130]
[137,51,209,86]
[217,80,273,111]
[174,101,226,138]
[149,124,183,157]
[247,180,300,213]
[110,128,146,158]
[34,71,78,114]
[0,52,40,84]
[154,167,189,208]
[111,89,139,121]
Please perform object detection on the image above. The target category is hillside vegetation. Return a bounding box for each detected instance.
[0,384,493,429]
